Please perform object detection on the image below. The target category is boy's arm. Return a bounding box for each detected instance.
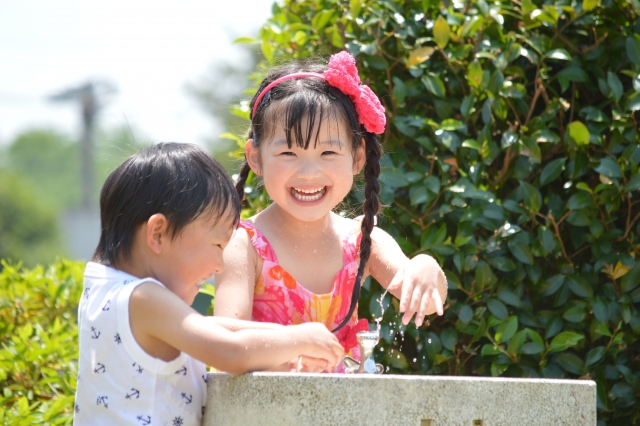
[367,226,447,326]
[213,227,256,321]
[129,282,343,374]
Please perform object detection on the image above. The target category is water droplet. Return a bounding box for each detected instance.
[428,339,432,344]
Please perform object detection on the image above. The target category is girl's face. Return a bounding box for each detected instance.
[246,116,365,223]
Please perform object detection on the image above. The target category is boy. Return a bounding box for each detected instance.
[74,143,343,425]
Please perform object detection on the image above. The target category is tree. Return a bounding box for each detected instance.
[232,1,640,423]
[186,44,262,172]
[0,170,63,267]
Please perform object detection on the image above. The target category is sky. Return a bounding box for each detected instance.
[0,0,273,147]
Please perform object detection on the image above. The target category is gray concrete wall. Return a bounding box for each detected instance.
[204,372,596,426]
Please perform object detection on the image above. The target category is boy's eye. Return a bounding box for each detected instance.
[322,151,337,155]
[279,151,295,156]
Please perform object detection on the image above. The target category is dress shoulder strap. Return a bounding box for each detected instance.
[342,218,363,265]
[238,221,278,262]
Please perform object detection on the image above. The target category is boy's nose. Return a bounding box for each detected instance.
[212,251,225,274]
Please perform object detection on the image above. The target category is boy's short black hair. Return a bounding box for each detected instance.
[93,142,240,266]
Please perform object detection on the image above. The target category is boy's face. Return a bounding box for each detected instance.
[156,210,236,305]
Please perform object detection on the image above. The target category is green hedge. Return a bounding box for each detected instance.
[0,260,83,425]
[230,0,640,423]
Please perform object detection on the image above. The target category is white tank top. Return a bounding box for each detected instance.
[74,262,206,426]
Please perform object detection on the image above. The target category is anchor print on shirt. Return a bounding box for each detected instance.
[125,388,140,399]
[181,392,192,404]
[96,396,109,408]
[93,363,106,374]
[114,333,121,345]
[137,415,151,425]
[133,362,144,374]
[172,417,184,426]
[102,299,111,311]
[75,404,80,414]
[123,280,133,285]
[202,374,208,384]
[91,327,101,339]
[175,366,187,376]
[83,287,91,299]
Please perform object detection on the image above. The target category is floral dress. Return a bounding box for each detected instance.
[239,220,369,372]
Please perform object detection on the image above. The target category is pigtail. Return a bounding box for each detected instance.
[332,132,382,333]
[235,160,252,204]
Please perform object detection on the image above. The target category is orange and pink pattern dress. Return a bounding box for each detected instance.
[239,220,369,372]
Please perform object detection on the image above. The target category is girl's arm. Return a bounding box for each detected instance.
[129,282,344,374]
[213,227,256,321]
[367,227,447,326]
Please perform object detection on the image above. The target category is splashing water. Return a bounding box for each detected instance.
[374,289,390,334]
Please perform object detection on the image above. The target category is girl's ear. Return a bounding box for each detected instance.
[146,213,169,255]
[245,139,262,176]
[353,138,366,175]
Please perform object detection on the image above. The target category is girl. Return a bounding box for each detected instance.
[214,52,447,372]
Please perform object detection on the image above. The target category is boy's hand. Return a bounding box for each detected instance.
[291,322,344,371]
[387,254,446,326]
[287,355,331,373]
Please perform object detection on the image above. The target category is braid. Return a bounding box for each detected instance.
[235,160,252,204]
[332,133,382,332]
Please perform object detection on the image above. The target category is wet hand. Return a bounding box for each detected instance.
[288,355,329,373]
[294,322,344,371]
[387,254,446,326]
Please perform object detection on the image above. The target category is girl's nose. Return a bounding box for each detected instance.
[295,159,322,179]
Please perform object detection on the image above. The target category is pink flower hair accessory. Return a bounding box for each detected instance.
[251,51,386,134]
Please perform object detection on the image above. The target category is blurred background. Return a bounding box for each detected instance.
[0,0,271,266]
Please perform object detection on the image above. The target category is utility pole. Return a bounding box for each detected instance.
[50,81,116,210]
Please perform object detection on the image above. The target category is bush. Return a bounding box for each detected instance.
[0,260,83,425]
[232,1,640,423]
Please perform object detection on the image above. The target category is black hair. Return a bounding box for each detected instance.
[236,60,383,332]
[94,142,240,267]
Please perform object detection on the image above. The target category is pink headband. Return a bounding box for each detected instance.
[251,51,386,135]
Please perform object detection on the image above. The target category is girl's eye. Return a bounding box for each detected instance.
[322,151,337,155]
[279,151,295,156]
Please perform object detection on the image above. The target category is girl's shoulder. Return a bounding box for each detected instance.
[237,220,277,261]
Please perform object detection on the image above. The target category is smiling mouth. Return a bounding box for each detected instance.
[291,187,326,202]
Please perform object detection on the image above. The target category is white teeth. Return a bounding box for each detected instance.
[294,187,324,194]
[291,187,326,202]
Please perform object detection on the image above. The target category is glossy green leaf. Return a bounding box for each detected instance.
[607,72,623,102]
[549,331,585,352]
[509,241,534,265]
[565,121,590,147]
[567,192,592,210]
[433,16,450,49]
[495,315,518,343]
[540,158,566,186]
[620,262,640,293]
[467,60,483,88]
[440,328,458,350]
[585,346,606,366]
[545,48,572,60]
[594,157,622,179]
[519,180,541,213]
[422,74,446,97]
[487,298,509,321]
[626,35,640,65]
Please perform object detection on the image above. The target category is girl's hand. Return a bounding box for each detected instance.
[387,254,446,326]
